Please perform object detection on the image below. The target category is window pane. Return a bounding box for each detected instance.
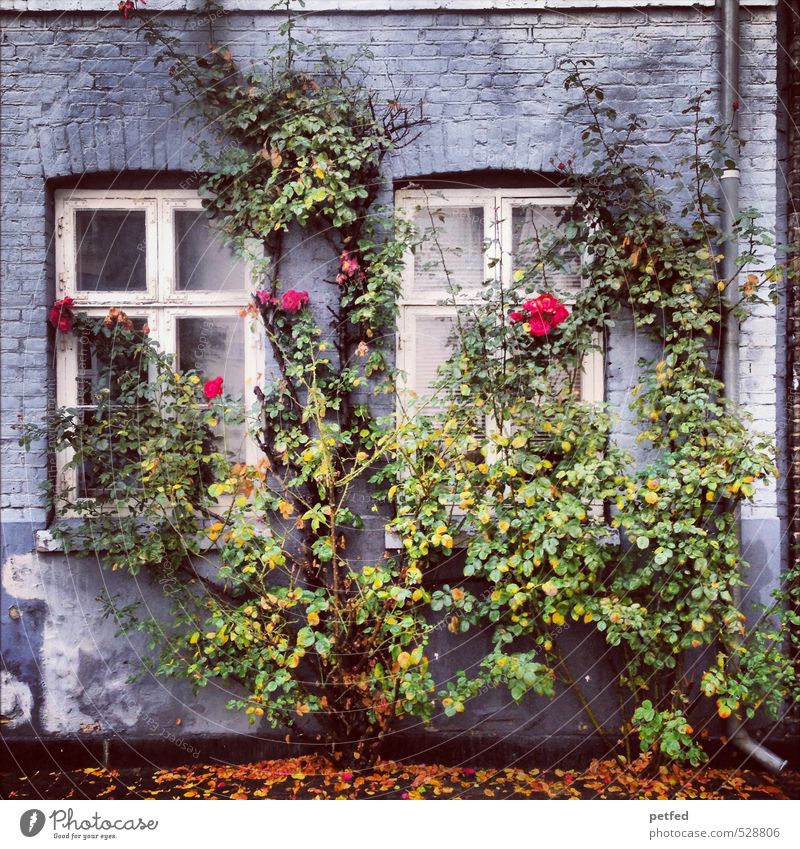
[511,205,581,297]
[174,210,246,292]
[409,312,485,445]
[176,316,246,455]
[412,313,456,413]
[412,206,484,294]
[75,210,147,292]
[75,317,149,499]
[77,317,149,403]
[76,409,102,499]
[76,406,145,501]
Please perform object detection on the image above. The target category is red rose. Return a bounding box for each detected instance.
[341,772,353,782]
[528,315,552,337]
[281,289,310,314]
[49,297,74,334]
[526,293,558,314]
[509,310,526,324]
[255,290,274,306]
[203,376,224,399]
[514,293,569,337]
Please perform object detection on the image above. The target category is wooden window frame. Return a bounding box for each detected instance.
[53,188,264,500]
[388,187,606,540]
[394,187,604,418]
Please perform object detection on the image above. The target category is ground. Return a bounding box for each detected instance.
[2,756,799,800]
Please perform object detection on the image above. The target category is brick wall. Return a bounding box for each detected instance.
[786,9,800,563]
[0,4,784,744]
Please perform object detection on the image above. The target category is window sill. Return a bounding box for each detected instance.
[38,526,620,554]
[36,528,65,553]
[384,526,620,550]
[35,526,218,554]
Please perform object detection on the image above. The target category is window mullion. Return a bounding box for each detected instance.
[156,193,168,303]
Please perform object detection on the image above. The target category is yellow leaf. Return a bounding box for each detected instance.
[541,581,558,597]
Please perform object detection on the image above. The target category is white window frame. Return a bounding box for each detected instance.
[54,188,264,499]
[388,188,606,540]
[394,187,604,420]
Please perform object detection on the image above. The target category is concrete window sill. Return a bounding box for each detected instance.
[39,526,620,553]
[384,526,620,550]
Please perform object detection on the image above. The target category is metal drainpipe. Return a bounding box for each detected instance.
[719,0,787,774]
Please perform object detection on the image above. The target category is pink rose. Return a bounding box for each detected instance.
[340,251,359,277]
[336,250,364,286]
[203,376,224,399]
[281,289,310,314]
[118,0,145,19]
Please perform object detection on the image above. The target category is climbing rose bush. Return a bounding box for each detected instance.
[23,14,797,772]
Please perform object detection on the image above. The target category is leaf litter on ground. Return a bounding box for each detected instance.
[2,755,798,800]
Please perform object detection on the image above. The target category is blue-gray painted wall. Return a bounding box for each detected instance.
[0,3,785,757]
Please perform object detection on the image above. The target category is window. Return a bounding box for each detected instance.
[54,189,263,496]
[394,187,603,417]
